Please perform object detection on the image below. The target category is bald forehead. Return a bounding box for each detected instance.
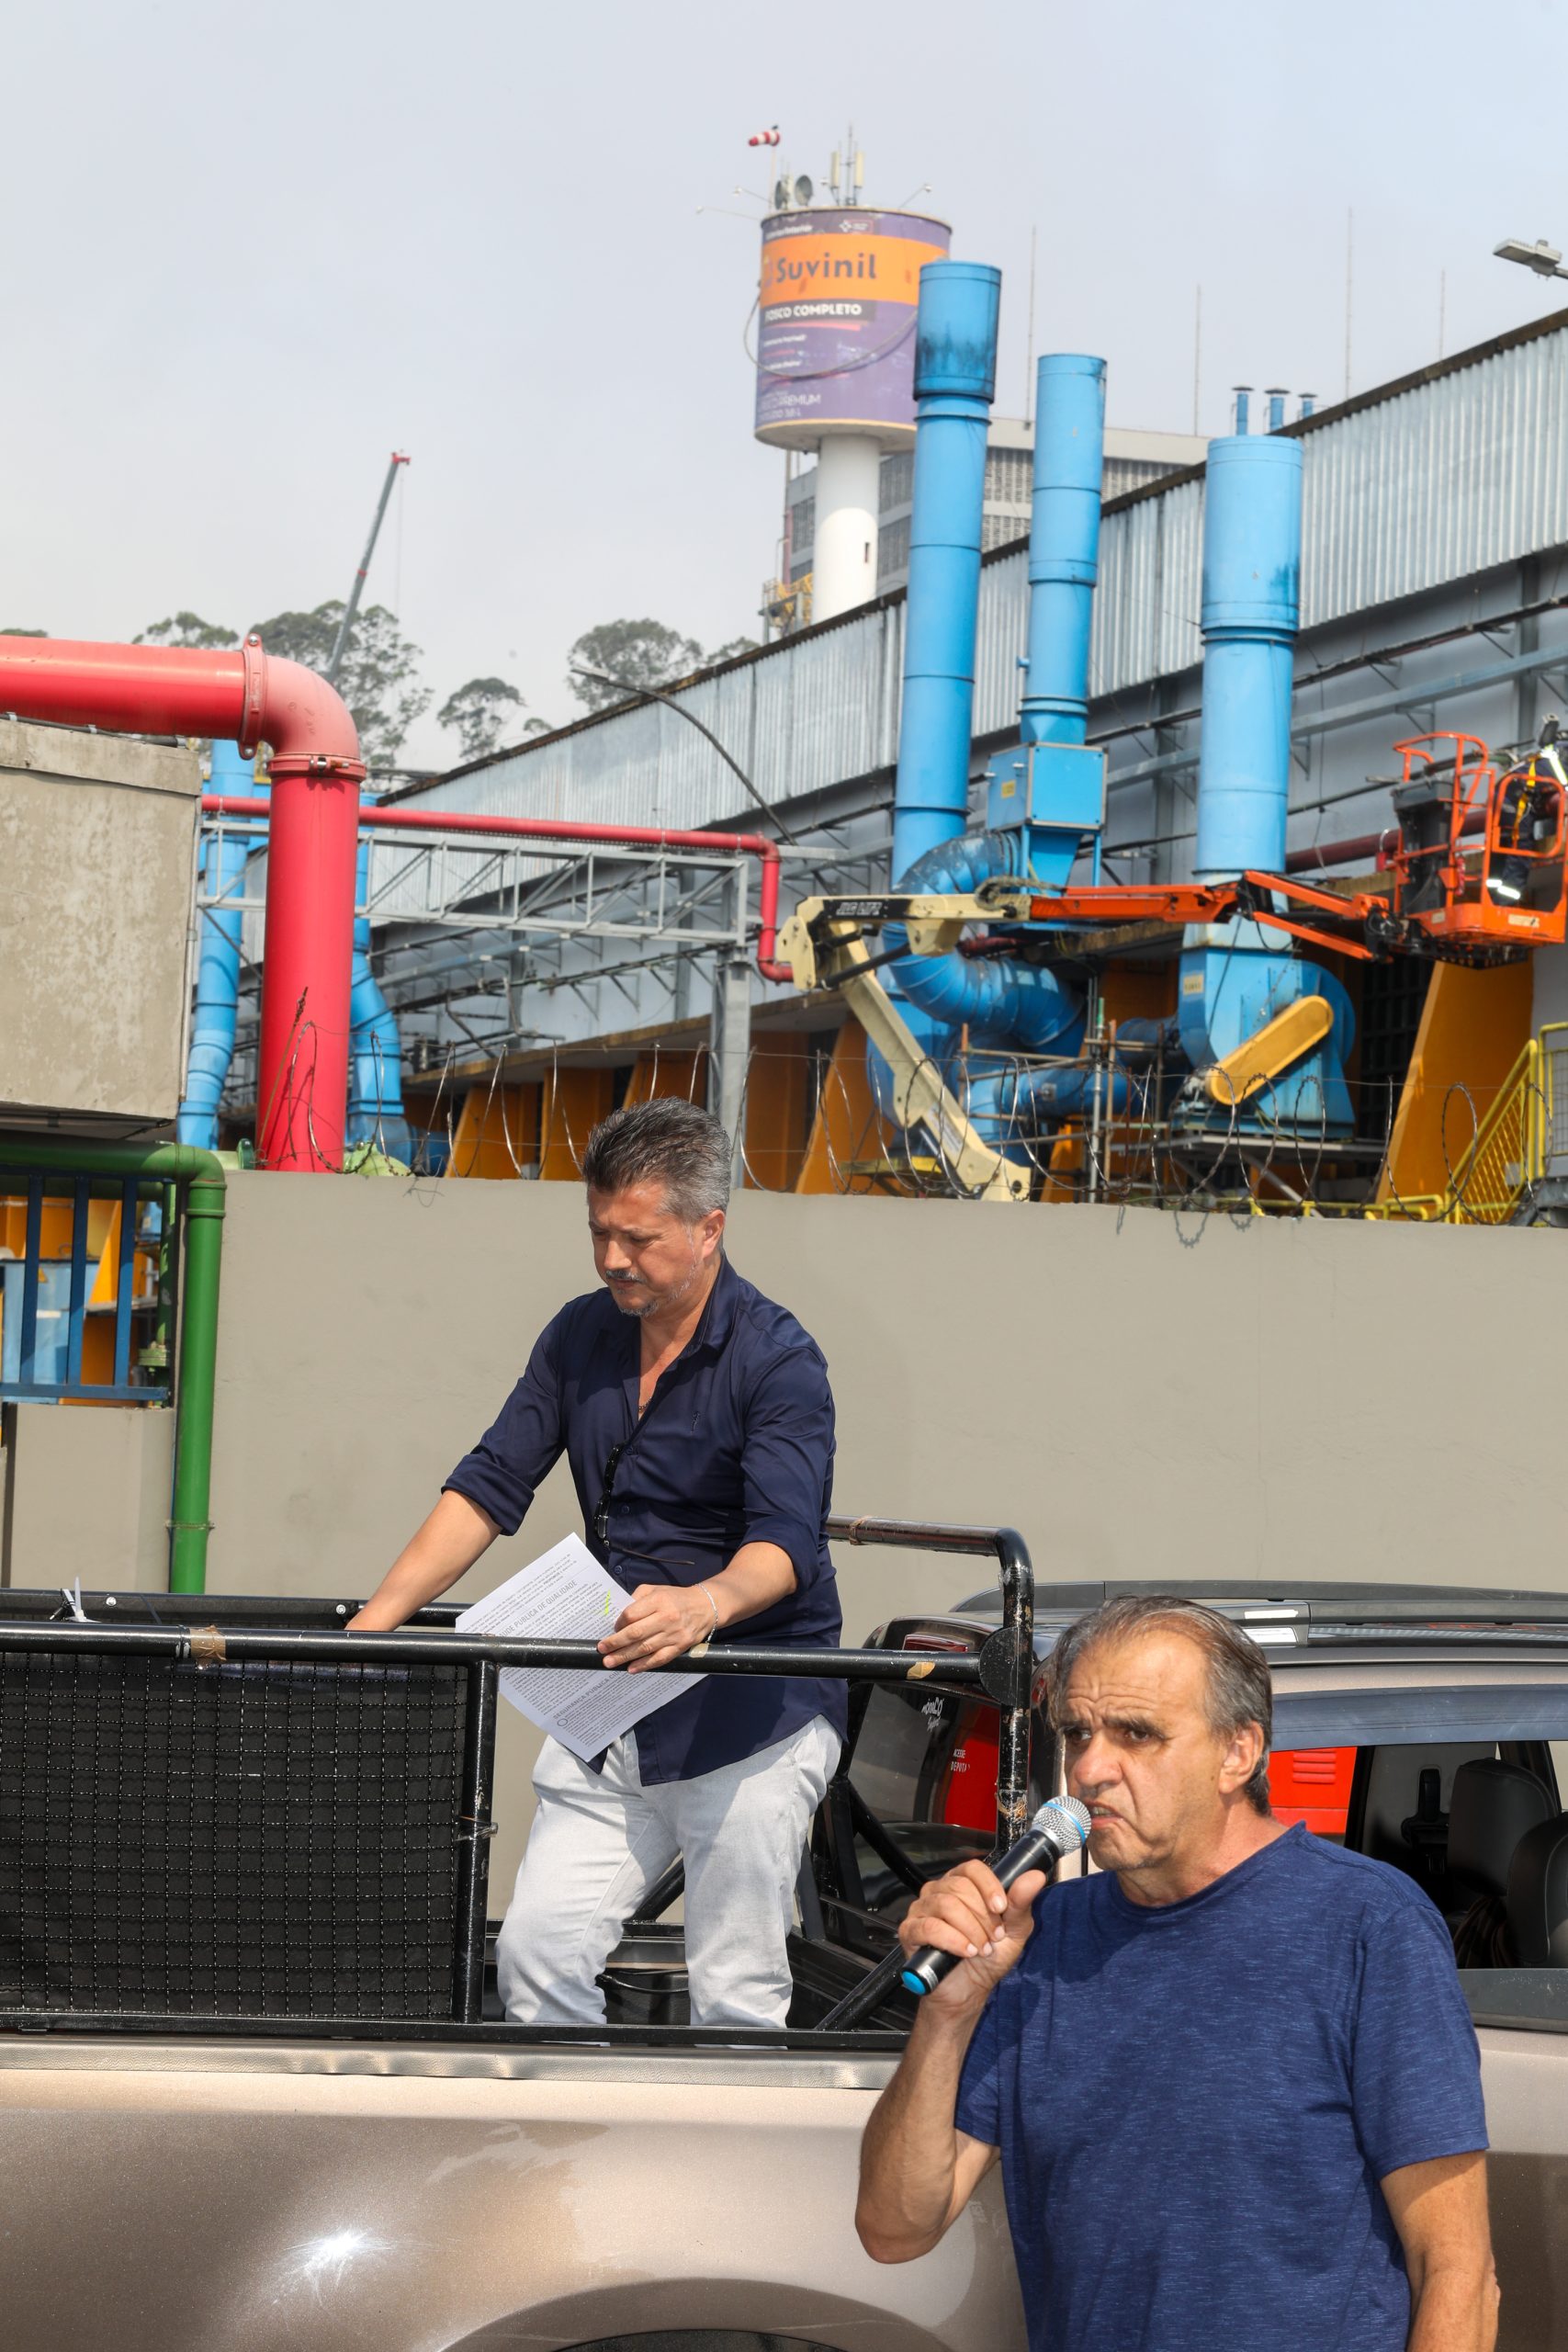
[1060,1628,1213,1720]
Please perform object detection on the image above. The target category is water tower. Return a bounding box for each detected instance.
[754,137,950,623]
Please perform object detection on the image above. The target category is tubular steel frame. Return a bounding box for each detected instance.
[0,1517,1034,2041]
[198,816,755,954]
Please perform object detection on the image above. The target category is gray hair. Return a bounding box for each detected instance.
[1041,1594,1274,1816]
[581,1098,732,1223]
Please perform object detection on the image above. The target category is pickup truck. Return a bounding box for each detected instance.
[0,1516,1032,2352]
[4,1533,1568,2350]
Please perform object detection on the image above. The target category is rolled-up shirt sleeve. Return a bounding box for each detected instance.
[739,1346,835,1586]
[443,1313,566,1537]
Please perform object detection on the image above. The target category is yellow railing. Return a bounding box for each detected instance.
[1375,1025,1568,1223]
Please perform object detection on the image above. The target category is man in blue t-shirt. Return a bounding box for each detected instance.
[856,1595,1497,2352]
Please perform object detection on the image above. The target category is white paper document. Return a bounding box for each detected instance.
[455,1533,701,1761]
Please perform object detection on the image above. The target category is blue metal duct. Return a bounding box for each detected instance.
[888,345,1102,1060]
[347,820,410,1159]
[871,261,1002,1115]
[1179,433,1355,1132]
[1021,355,1106,751]
[1193,436,1302,880]
[996,1019,1183,1125]
[888,261,1002,887]
[1267,389,1288,433]
[177,741,257,1150]
[988,352,1110,888]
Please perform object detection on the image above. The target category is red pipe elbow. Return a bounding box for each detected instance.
[0,632,365,1171]
[239,637,365,784]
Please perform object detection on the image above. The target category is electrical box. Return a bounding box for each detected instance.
[0,721,200,1131]
[986,741,1106,886]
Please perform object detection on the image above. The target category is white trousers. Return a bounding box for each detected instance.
[495,1716,840,2030]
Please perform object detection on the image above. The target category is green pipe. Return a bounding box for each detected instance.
[0,1140,224,1593]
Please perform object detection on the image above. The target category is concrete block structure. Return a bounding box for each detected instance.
[0,722,200,1131]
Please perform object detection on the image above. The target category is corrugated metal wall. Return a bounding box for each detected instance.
[405,320,1568,834]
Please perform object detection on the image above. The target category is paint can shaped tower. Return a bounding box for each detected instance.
[756,203,951,621]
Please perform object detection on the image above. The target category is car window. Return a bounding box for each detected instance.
[1271,1702,1568,2030]
[845,1683,1042,1923]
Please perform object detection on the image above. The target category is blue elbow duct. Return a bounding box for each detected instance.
[348,827,410,1158]
[177,740,257,1150]
[885,831,1084,1054]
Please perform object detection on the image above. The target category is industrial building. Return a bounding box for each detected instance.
[247,294,1566,1223]
[6,237,1568,1228]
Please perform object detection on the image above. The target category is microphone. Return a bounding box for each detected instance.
[899,1796,1091,1997]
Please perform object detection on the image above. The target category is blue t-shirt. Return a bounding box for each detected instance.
[954,1825,1486,2352]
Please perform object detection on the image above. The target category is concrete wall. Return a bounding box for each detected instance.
[5,1402,174,1592]
[0,723,199,1125]
[9,1170,1567,1888]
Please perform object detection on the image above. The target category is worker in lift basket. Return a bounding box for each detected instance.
[856,1596,1498,2352]
[349,1097,843,2030]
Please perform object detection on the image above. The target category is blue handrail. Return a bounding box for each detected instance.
[0,1170,167,1404]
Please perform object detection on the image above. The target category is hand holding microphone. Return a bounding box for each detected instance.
[897,1797,1091,2002]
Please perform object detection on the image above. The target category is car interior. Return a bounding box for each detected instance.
[1284,1741,1568,1971]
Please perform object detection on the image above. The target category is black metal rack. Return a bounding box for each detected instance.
[0,1516,1034,2036]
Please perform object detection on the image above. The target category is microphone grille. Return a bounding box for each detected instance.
[1032,1794,1091,1848]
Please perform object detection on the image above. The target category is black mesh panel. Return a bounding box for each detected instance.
[0,1651,467,2018]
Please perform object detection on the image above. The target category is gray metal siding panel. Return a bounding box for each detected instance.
[1301,332,1568,625]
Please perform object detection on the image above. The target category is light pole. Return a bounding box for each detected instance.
[1495,237,1568,281]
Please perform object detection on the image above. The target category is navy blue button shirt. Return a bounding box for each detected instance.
[444,1255,846,1782]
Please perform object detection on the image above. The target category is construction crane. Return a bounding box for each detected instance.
[325,451,411,686]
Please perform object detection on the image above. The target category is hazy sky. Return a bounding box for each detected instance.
[4,0,1567,769]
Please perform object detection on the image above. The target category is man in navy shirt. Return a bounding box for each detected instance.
[856,1596,1497,2352]
[350,1098,844,2029]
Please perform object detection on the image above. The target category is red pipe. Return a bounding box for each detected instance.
[0,634,365,1171]
[203,795,795,983]
[1286,806,1485,876]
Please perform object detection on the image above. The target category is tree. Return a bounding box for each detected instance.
[135,612,238,650]
[566,620,761,710]
[247,600,431,768]
[438,675,525,762]
[567,619,706,710]
[1,626,47,637]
